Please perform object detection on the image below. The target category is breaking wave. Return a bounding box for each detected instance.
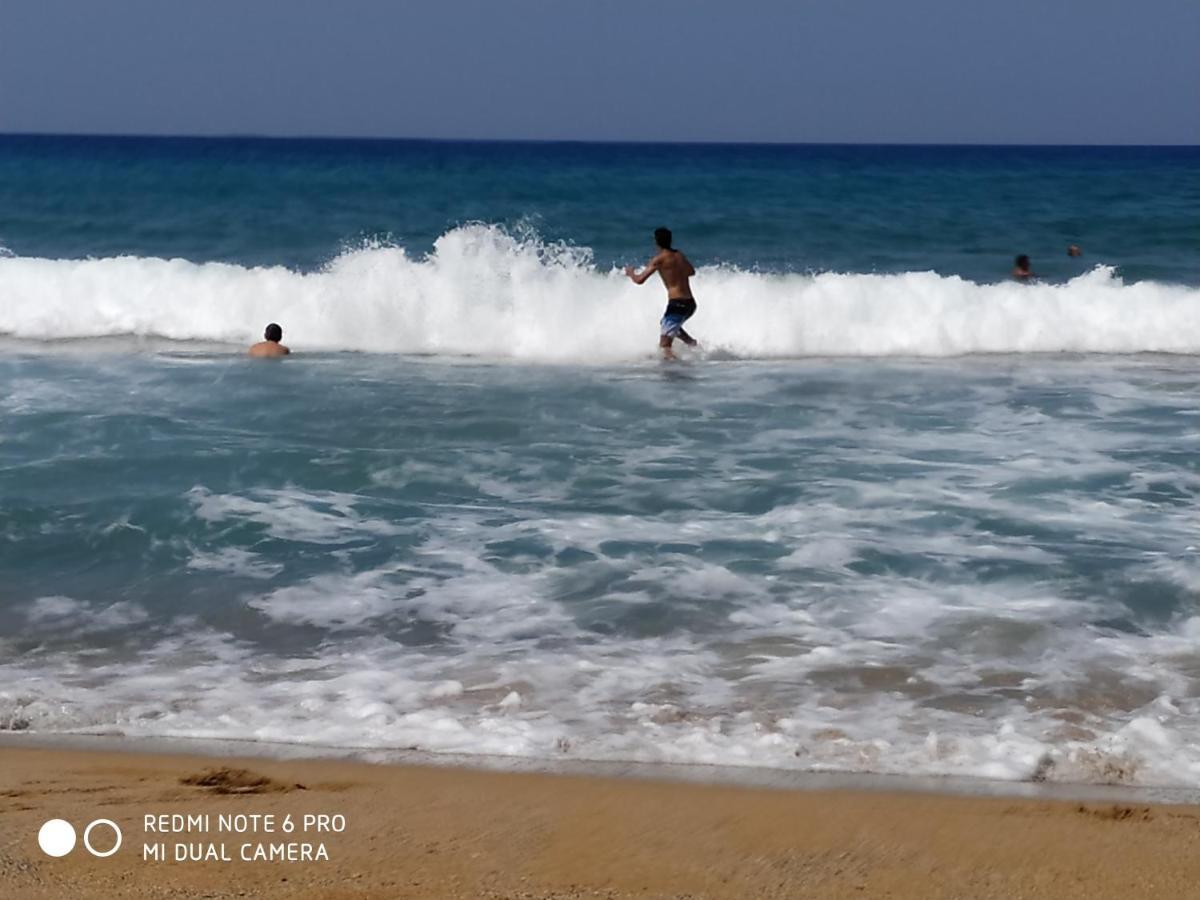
[2,225,1197,360]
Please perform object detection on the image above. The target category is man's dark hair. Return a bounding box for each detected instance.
[1014,255,1030,269]
[654,227,673,250]
[264,323,283,342]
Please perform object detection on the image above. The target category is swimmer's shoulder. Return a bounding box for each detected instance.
[248,341,290,358]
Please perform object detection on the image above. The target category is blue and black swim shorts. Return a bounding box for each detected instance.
[660,297,697,338]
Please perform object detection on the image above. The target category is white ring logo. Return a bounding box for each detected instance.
[83,819,122,858]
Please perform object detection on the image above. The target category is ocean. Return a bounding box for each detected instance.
[2,135,1199,788]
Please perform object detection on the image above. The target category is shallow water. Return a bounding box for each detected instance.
[3,349,1199,786]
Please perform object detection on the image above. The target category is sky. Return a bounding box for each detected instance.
[1,0,1197,144]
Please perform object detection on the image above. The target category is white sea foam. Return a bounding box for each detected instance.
[24,596,149,630]
[7,467,1200,786]
[1,225,1198,360]
[5,331,1200,788]
[188,487,402,543]
[248,572,402,628]
[4,614,1200,786]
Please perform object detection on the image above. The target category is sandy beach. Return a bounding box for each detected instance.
[1,744,1198,899]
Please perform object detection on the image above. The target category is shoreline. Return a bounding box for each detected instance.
[5,731,1199,807]
[2,741,1199,899]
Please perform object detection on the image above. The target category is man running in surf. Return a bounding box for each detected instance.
[624,227,698,359]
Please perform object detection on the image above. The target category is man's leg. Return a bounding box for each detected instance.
[677,327,697,347]
[659,334,677,359]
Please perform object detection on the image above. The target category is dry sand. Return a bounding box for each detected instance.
[2,744,1198,899]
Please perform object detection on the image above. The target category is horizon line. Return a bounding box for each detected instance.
[1,130,1196,150]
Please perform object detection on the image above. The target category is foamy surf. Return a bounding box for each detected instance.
[1,225,1198,360]
[3,344,1200,788]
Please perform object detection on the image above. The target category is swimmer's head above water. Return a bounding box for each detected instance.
[249,323,290,357]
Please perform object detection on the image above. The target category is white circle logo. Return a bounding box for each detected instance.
[38,819,77,857]
[83,819,123,858]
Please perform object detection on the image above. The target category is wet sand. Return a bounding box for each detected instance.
[2,744,1198,899]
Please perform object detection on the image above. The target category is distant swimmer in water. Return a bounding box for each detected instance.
[248,323,290,357]
[1012,254,1036,281]
[624,227,698,360]
[1067,244,1083,257]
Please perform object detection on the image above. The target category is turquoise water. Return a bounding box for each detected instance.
[1,137,1199,785]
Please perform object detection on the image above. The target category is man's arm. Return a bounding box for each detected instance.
[624,254,662,285]
[679,252,696,277]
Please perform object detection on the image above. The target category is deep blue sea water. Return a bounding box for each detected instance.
[2,135,1198,283]
[1,136,1199,786]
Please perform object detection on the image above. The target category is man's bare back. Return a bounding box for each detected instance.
[625,228,699,358]
[625,248,695,300]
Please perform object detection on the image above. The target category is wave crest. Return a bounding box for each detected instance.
[1,225,1197,359]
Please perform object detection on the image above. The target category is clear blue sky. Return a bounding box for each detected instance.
[2,0,1197,144]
